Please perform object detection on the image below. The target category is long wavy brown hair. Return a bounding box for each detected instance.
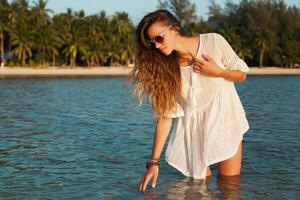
[128,9,186,119]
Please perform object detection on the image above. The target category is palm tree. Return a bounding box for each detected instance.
[9,0,30,24]
[109,12,134,66]
[48,25,63,67]
[10,25,34,66]
[9,0,34,66]
[34,25,62,66]
[106,35,121,66]
[62,26,88,67]
[81,14,108,66]
[52,10,72,46]
[0,0,10,65]
[158,0,197,32]
[31,0,58,66]
[246,1,277,67]
[186,17,212,36]
[81,41,105,67]
[31,0,53,27]
[97,11,110,66]
[219,27,252,60]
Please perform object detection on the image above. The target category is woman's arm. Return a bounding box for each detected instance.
[219,69,247,83]
[139,116,172,192]
[150,117,173,160]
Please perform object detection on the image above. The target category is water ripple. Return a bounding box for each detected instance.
[0,76,299,199]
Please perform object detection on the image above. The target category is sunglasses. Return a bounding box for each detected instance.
[148,25,172,48]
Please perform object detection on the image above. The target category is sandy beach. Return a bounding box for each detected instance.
[0,66,131,77]
[0,66,300,77]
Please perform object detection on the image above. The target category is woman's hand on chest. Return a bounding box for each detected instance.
[192,54,247,82]
[192,54,224,77]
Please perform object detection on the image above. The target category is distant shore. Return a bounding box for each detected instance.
[0,66,131,77]
[0,66,300,77]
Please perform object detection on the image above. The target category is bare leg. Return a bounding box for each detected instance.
[205,166,212,183]
[218,141,242,176]
[206,166,212,177]
[216,174,241,200]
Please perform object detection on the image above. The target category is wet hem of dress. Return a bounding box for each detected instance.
[206,123,249,166]
[165,158,207,180]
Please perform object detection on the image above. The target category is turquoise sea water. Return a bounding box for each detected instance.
[0,76,299,199]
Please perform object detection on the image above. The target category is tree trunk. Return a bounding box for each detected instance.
[73,55,76,67]
[69,56,72,67]
[127,59,130,67]
[0,30,5,65]
[71,55,76,67]
[259,42,265,68]
[22,49,26,66]
[8,40,11,63]
[42,49,45,67]
[52,52,55,67]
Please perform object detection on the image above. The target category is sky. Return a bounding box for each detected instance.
[8,0,300,25]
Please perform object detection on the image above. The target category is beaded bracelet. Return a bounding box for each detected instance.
[146,161,160,169]
[146,162,159,168]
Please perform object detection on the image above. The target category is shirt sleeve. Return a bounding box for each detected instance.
[215,33,250,73]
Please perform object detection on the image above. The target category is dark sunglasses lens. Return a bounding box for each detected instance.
[154,36,164,43]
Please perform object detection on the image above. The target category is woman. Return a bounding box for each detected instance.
[129,9,250,192]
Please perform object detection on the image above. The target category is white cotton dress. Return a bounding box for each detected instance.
[164,33,250,180]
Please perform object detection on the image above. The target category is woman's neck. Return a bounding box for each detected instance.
[175,35,199,66]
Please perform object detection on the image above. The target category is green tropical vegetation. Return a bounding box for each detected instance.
[0,0,299,68]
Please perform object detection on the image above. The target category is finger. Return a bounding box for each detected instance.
[194,63,204,71]
[202,54,211,61]
[194,62,203,68]
[193,66,202,73]
[194,57,205,65]
[139,176,145,191]
[193,65,200,72]
[138,178,143,191]
[152,174,158,188]
[142,175,152,192]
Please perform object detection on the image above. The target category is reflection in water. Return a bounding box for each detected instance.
[143,176,214,200]
[143,189,159,200]
[142,175,241,200]
[216,174,241,200]
[166,177,213,200]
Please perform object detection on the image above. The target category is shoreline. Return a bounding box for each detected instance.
[0,66,300,77]
[0,66,131,77]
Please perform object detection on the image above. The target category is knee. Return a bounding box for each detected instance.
[206,166,212,176]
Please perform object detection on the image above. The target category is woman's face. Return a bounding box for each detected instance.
[146,22,176,56]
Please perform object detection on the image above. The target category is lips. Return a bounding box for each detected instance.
[159,47,165,52]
